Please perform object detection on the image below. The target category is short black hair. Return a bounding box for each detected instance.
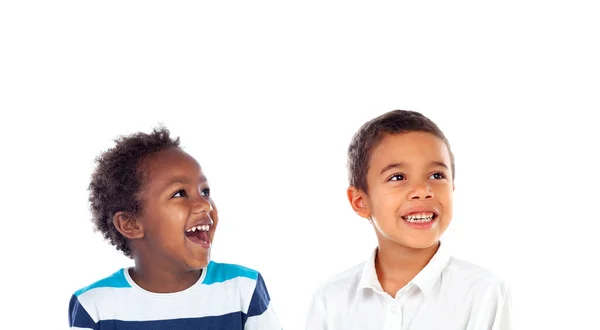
[347,110,455,193]
[88,126,180,258]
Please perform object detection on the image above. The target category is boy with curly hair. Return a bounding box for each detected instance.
[69,126,281,329]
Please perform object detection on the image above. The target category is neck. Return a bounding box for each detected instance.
[374,240,440,296]
[129,254,202,294]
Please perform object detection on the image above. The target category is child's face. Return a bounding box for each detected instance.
[135,148,218,270]
[353,132,454,250]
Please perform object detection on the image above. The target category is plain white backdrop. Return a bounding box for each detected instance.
[1,1,599,329]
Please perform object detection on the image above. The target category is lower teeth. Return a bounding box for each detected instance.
[406,218,432,223]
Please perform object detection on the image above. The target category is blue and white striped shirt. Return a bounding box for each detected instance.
[68,261,281,329]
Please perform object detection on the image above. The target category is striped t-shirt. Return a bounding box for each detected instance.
[68,261,281,329]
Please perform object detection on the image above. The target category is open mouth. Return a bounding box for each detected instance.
[401,211,438,224]
[185,224,211,246]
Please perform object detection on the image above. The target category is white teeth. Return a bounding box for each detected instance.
[186,225,210,232]
[404,212,435,223]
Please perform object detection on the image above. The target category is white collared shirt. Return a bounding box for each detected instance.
[305,243,512,330]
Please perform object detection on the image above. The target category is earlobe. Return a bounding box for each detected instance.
[347,186,371,219]
[113,211,144,239]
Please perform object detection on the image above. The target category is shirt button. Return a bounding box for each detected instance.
[391,306,397,314]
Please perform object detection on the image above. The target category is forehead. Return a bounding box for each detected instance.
[369,131,451,169]
[141,148,203,184]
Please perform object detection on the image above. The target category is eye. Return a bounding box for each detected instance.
[171,189,187,198]
[388,174,406,181]
[430,172,446,180]
[201,188,211,197]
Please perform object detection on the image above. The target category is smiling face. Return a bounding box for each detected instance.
[348,131,454,250]
[129,147,218,271]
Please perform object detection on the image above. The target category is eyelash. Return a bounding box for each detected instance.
[430,172,446,180]
[171,189,188,198]
[389,174,406,181]
[171,188,211,198]
[388,172,446,181]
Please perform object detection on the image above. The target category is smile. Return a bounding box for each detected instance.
[185,224,211,247]
[401,211,437,223]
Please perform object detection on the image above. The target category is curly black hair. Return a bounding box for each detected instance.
[348,110,455,193]
[88,126,181,258]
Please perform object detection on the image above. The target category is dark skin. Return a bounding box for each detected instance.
[112,148,218,293]
[348,132,454,296]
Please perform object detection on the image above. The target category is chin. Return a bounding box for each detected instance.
[396,236,440,250]
[185,255,210,270]
[185,261,209,271]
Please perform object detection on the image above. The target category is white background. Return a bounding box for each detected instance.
[1,1,599,329]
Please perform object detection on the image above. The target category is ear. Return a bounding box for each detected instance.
[347,186,371,219]
[112,211,144,239]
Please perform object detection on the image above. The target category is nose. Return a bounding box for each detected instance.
[191,194,213,214]
[408,182,434,200]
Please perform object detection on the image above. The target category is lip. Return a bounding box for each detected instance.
[402,217,437,229]
[184,215,214,232]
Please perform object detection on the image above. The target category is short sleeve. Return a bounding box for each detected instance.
[68,294,98,329]
[244,273,281,330]
[305,288,328,330]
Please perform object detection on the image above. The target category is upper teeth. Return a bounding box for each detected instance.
[186,225,210,232]
[404,212,435,223]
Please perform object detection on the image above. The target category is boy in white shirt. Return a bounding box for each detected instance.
[306,110,512,330]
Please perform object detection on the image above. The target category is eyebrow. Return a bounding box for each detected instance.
[380,161,449,174]
[163,175,208,187]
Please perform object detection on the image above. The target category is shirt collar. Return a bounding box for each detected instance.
[357,241,451,297]
[357,247,382,293]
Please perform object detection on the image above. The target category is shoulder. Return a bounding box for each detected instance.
[204,261,273,313]
[72,268,131,299]
[203,260,262,285]
[69,269,130,326]
[445,256,506,284]
[443,256,511,299]
[312,262,365,299]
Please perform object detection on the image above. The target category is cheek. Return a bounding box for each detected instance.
[382,186,406,202]
[148,206,187,234]
[370,190,402,218]
[434,186,453,218]
[433,183,453,200]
